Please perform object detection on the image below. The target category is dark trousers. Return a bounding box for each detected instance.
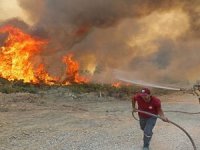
[139,116,157,147]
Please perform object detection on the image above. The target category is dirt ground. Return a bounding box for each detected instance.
[0,90,200,150]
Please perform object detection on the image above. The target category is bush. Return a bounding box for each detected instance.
[66,83,140,99]
[0,79,39,94]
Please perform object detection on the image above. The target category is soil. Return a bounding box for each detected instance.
[0,90,199,150]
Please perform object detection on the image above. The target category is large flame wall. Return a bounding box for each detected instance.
[0,26,87,84]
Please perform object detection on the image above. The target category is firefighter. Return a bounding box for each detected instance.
[132,88,168,150]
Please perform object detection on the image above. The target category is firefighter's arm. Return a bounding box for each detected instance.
[157,107,169,122]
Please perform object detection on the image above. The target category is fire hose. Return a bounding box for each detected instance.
[132,109,197,150]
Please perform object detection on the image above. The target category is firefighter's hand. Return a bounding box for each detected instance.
[132,108,137,113]
[161,116,169,122]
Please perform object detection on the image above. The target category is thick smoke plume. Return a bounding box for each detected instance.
[0,0,200,85]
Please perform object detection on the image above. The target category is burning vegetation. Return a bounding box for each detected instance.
[112,81,131,88]
[0,25,88,85]
[0,0,200,91]
[0,25,48,83]
[62,54,89,85]
[0,25,129,95]
[0,0,200,93]
[0,25,178,97]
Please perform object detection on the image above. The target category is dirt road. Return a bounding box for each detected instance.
[0,91,199,150]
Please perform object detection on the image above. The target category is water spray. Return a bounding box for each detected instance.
[113,69,183,91]
[116,76,181,91]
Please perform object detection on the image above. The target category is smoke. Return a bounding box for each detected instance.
[0,0,200,84]
[181,1,200,38]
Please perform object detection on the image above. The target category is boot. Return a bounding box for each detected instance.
[143,134,152,148]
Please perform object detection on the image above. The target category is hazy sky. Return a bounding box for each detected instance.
[0,0,28,22]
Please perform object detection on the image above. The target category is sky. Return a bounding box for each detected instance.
[0,0,27,22]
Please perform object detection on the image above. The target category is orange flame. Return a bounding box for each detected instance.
[0,25,88,85]
[112,81,131,88]
[35,64,57,85]
[112,82,121,88]
[63,54,88,84]
[0,25,48,83]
